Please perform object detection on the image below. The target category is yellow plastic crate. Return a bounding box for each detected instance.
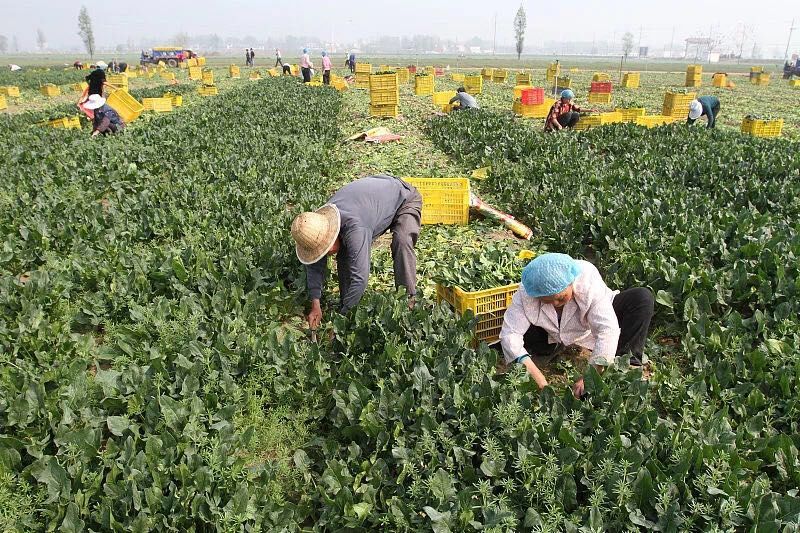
[513,85,533,99]
[546,63,560,82]
[106,89,143,123]
[436,283,520,344]
[662,91,696,118]
[1,86,20,97]
[369,72,398,90]
[188,66,202,80]
[40,84,61,97]
[481,68,494,80]
[712,73,727,87]
[741,117,783,138]
[588,92,612,104]
[40,116,81,130]
[198,85,219,96]
[141,97,173,113]
[432,90,456,107]
[0,95,6,110]
[369,104,399,118]
[402,177,470,225]
[592,72,610,82]
[70,82,88,92]
[370,90,400,106]
[622,72,640,88]
[414,75,435,96]
[202,70,214,85]
[333,79,348,91]
[290,65,300,76]
[396,68,410,84]
[754,73,770,86]
[160,72,176,81]
[615,108,646,122]
[512,99,554,118]
[635,115,680,128]
[378,65,391,72]
[464,75,483,95]
[197,57,206,66]
[107,74,128,87]
[165,94,183,107]
[452,73,465,82]
[492,69,508,83]
[516,72,531,85]
[788,79,800,87]
[555,76,571,88]
[187,58,198,67]
[230,65,240,78]
[355,63,372,73]
[249,71,261,80]
[126,70,138,79]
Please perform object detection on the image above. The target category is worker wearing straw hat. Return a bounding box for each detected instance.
[291,175,423,329]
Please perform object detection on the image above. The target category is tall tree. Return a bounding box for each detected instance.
[12,35,19,53]
[513,5,527,60]
[0,35,8,54]
[622,31,635,59]
[77,6,95,58]
[36,28,47,51]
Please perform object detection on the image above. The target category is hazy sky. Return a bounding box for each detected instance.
[1,0,798,54]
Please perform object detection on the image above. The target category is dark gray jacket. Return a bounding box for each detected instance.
[307,174,417,312]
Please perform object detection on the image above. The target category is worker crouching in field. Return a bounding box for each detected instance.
[78,61,117,120]
[449,87,480,111]
[291,175,422,329]
[687,96,720,128]
[499,253,654,398]
[545,89,594,131]
[83,95,125,136]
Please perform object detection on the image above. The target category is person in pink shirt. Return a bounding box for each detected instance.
[321,51,332,85]
[300,48,313,83]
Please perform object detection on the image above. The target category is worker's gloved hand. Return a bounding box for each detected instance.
[307,301,322,330]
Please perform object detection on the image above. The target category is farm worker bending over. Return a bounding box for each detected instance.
[499,253,654,398]
[322,51,332,85]
[83,94,125,136]
[291,175,423,329]
[283,63,292,76]
[687,96,720,129]
[545,89,594,131]
[449,87,480,111]
[78,61,118,120]
[300,48,313,83]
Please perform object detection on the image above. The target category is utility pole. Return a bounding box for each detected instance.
[669,26,675,58]
[492,12,497,55]
[784,18,797,62]
[638,25,643,57]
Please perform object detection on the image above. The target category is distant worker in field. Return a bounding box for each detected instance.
[245,49,251,67]
[348,51,356,74]
[291,175,423,329]
[78,61,118,120]
[449,87,480,111]
[499,253,655,398]
[300,48,313,83]
[545,89,594,131]
[250,48,256,66]
[83,94,125,136]
[687,96,720,129]
[73,60,82,70]
[321,51,332,85]
[282,62,292,76]
[275,48,283,67]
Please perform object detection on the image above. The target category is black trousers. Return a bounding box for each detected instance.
[521,288,654,365]
[283,65,291,75]
[557,111,581,129]
[301,67,311,83]
[323,70,331,85]
[275,58,282,67]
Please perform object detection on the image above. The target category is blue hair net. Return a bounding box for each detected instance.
[521,253,581,298]
[303,48,308,54]
[322,51,327,56]
[560,89,574,100]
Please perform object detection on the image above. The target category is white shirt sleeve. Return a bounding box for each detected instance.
[499,289,531,364]
[582,266,620,366]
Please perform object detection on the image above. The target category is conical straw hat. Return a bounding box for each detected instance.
[291,204,341,265]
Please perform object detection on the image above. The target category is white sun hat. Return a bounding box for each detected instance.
[95,61,108,70]
[84,94,106,110]
[291,204,341,265]
[688,100,703,120]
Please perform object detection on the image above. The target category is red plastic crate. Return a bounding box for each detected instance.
[590,81,613,93]
[408,65,417,74]
[521,87,544,105]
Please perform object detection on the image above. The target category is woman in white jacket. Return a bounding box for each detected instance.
[499,253,654,398]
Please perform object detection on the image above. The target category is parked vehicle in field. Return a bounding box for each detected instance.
[140,47,197,68]
[783,57,800,79]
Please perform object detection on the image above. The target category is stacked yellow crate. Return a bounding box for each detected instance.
[592,72,610,82]
[107,73,128,89]
[512,98,555,118]
[202,69,214,85]
[685,65,702,87]
[712,73,727,88]
[189,66,202,81]
[615,108,646,122]
[754,72,770,86]
[0,86,21,98]
[369,72,400,118]
[662,91,696,118]
[492,69,508,83]
[355,63,371,89]
[414,73,435,96]
[229,65,241,79]
[397,67,410,84]
[481,68,494,81]
[622,72,640,88]
[464,75,483,95]
[546,62,560,82]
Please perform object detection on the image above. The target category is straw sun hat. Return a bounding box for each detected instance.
[291,204,341,265]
